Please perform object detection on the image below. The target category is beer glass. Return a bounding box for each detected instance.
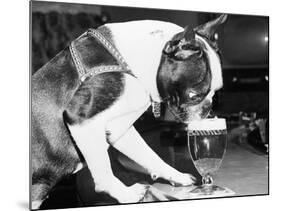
[187,118,230,196]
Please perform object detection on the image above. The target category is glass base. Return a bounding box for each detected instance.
[188,185,235,198]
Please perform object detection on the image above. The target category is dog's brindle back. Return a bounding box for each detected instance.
[31,27,126,203]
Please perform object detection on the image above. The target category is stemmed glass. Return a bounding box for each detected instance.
[187,118,234,196]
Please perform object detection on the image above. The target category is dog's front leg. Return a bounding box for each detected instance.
[68,122,148,203]
[110,126,195,186]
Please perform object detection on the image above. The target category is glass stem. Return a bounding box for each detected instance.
[202,173,213,186]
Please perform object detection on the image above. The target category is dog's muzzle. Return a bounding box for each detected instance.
[167,98,212,123]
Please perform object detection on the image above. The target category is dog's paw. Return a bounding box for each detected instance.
[116,183,149,203]
[167,172,196,187]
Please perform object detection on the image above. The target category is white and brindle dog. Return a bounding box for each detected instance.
[31,14,227,209]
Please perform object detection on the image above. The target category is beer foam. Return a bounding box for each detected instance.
[188,118,226,130]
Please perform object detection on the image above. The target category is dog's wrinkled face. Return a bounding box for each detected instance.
[157,14,227,122]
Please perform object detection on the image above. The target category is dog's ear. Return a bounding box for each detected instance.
[173,26,201,59]
[163,27,199,59]
[194,14,227,41]
[183,26,196,41]
[164,26,195,54]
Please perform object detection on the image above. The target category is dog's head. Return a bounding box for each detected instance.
[157,14,227,122]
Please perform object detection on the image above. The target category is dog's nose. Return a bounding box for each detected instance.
[201,100,212,118]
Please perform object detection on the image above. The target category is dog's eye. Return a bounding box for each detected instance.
[185,91,205,105]
[213,33,219,41]
[188,92,198,99]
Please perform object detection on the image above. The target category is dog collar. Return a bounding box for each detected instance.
[151,101,161,118]
[69,29,134,82]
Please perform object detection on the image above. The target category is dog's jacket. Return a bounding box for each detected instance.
[32,17,227,209]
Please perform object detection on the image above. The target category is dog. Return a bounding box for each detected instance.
[31,14,227,209]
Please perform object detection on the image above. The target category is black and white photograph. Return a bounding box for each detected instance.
[30,1,269,210]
